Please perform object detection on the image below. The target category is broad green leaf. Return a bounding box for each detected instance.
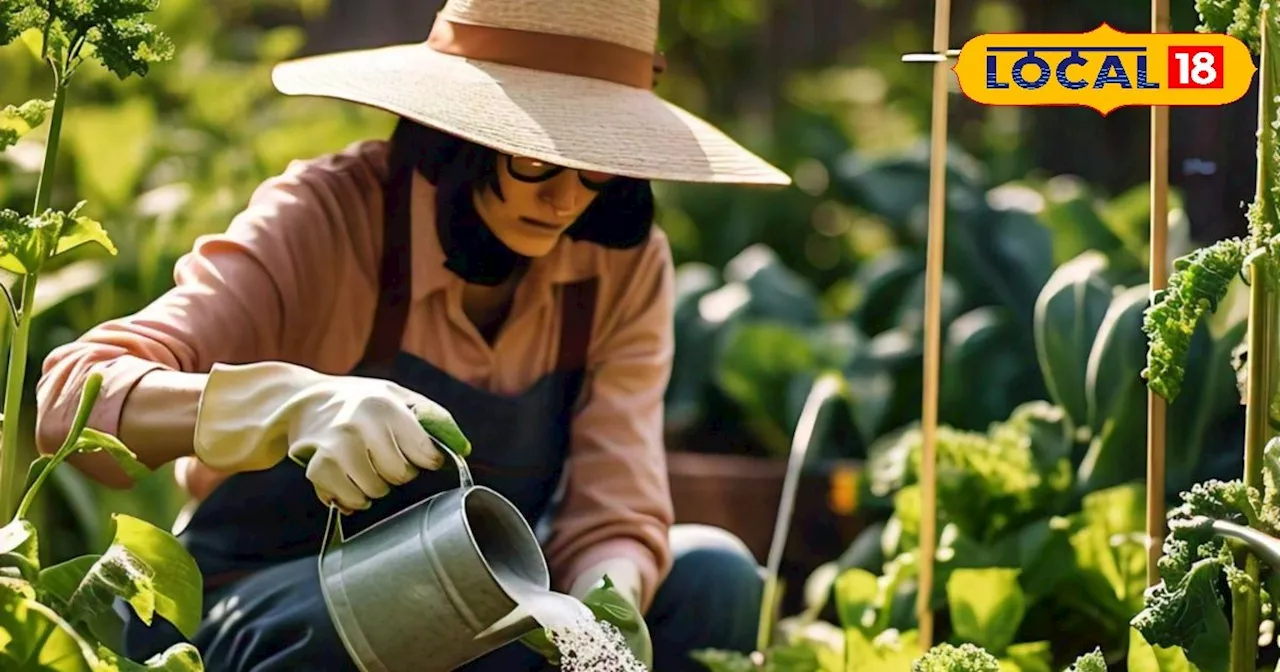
[1086,284,1150,433]
[721,244,822,327]
[845,628,920,672]
[101,514,202,639]
[37,555,125,652]
[97,642,204,671]
[0,519,38,570]
[71,545,157,628]
[1002,641,1052,672]
[0,100,52,151]
[944,568,1026,655]
[851,249,924,337]
[1068,484,1148,622]
[37,556,99,606]
[834,568,880,634]
[0,587,97,671]
[73,429,148,480]
[1033,250,1120,432]
[714,321,829,454]
[940,307,1037,432]
[1127,627,1198,672]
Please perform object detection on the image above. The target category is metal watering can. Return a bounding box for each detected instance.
[315,445,550,672]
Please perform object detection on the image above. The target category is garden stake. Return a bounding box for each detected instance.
[915,0,954,648]
[1146,0,1170,589]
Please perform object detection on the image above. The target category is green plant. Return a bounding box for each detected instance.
[0,1,206,669]
[1134,3,1280,672]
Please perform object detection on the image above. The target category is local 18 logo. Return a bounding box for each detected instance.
[950,23,1255,114]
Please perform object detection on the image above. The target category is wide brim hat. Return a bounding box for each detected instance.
[270,0,791,186]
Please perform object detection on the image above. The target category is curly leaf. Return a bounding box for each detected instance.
[912,643,1001,672]
[0,0,44,48]
[1067,648,1108,672]
[0,99,52,151]
[1131,553,1231,672]
[0,208,59,274]
[1143,238,1248,401]
[1195,0,1261,52]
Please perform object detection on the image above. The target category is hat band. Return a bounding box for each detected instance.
[425,14,662,90]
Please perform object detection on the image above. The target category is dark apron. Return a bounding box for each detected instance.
[124,164,596,671]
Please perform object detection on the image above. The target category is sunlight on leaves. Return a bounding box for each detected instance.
[0,99,51,151]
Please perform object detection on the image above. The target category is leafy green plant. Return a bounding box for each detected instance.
[0,2,206,669]
[1135,3,1280,672]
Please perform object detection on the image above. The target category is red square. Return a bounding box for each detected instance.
[1167,45,1225,88]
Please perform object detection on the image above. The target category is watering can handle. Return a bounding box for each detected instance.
[315,433,471,555]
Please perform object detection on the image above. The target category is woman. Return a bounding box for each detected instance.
[34,0,791,670]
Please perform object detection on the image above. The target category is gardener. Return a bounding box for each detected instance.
[34,0,790,670]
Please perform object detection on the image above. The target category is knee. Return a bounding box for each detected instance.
[665,524,763,614]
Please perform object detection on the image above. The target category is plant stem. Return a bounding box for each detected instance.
[1234,10,1278,670]
[0,75,65,522]
[0,277,39,521]
[15,373,101,520]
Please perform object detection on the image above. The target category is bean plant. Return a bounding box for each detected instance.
[0,1,205,669]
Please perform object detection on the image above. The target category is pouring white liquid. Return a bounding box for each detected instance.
[505,575,648,672]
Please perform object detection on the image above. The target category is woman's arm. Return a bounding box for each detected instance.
[36,145,382,488]
[543,228,678,613]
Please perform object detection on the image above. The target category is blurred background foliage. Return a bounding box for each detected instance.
[0,0,1257,572]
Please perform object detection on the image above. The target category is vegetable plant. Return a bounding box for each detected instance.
[1135,2,1280,672]
[0,1,206,669]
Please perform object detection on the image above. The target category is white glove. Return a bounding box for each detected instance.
[569,557,643,608]
[193,361,471,512]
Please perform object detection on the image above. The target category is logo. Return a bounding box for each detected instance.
[950,23,1255,114]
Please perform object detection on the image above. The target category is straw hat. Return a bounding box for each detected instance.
[271,0,791,186]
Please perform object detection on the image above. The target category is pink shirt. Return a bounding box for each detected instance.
[35,139,676,608]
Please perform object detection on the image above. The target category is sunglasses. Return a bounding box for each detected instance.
[506,155,616,191]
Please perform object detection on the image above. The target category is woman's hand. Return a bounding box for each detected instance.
[193,361,470,512]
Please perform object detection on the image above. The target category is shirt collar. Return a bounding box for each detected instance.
[409,171,595,302]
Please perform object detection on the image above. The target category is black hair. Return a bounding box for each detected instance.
[386,117,655,285]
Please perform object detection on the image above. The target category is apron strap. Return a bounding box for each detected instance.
[556,278,598,373]
[359,162,415,371]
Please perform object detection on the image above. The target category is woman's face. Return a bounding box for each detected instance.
[473,154,614,257]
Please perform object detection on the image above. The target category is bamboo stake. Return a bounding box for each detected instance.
[915,0,953,650]
[1147,0,1170,588]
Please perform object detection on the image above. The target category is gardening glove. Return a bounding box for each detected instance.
[519,561,652,669]
[193,361,471,513]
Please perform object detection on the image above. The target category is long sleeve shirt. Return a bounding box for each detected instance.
[34,139,677,609]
